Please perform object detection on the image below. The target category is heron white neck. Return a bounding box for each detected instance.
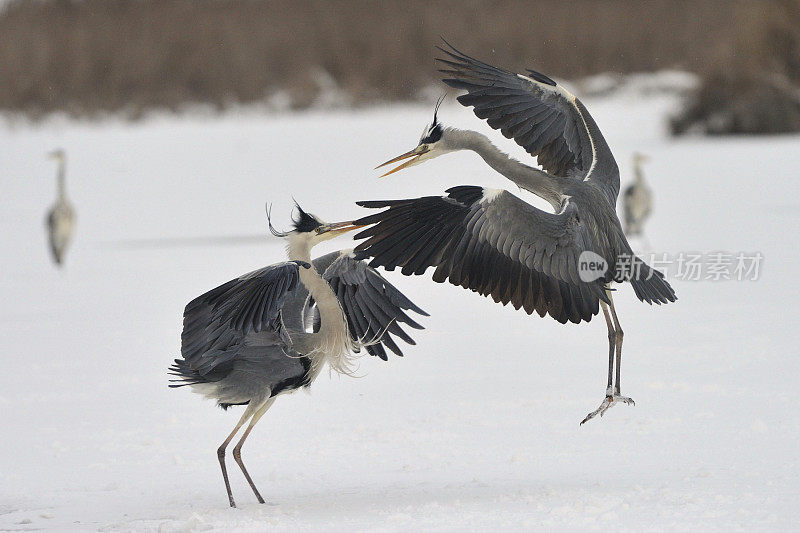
[447,128,563,209]
[56,159,67,198]
[634,163,646,184]
[286,236,313,264]
[286,236,355,378]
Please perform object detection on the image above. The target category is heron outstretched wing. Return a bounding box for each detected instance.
[170,261,311,391]
[175,262,303,376]
[354,186,611,324]
[305,251,428,360]
[438,41,620,202]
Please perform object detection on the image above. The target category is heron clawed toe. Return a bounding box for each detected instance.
[356,42,676,433]
[580,394,636,425]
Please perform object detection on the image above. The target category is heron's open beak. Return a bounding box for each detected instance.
[375,146,428,177]
[317,220,366,236]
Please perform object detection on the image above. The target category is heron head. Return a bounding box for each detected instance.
[267,203,363,246]
[376,96,451,177]
[48,149,66,163]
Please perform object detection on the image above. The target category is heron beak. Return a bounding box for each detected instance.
[317,220,366,236]
[375,146,428,177]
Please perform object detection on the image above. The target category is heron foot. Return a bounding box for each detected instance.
[580,394,635,425]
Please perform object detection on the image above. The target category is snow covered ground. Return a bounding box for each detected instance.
[1,85,799,531]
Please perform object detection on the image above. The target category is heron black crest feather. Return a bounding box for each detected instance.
[291,203,321,233]
[266,203,289,238]
[419,95,445,144]
[421,122,443,144]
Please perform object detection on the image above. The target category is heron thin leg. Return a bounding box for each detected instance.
[217,407,254,508]
[608,293,634,408]
[232,397,276,504]
[580,289,635,425]
[608,295,624,395]
[601,301,615,395]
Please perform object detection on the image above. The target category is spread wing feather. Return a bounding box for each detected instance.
[169,261,303,386]
[437,40,620,202]
[305,251,429,360]
[354,186,610,325]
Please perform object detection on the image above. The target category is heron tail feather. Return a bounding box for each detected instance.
[627,258,677,304]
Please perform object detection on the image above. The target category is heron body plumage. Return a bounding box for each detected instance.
[622,153,653,238]
[362,41,677,424]
[170,209,426,507]
[46,150,75,266]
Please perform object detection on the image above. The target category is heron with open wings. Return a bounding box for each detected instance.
[169,205,427,507]
[353,41,676,424]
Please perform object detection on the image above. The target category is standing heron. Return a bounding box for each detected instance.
[354,42,676,424]
[46,149,75,266]
[169,205,427,507]
[622,152,653,240]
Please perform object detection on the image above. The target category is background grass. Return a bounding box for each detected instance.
[1,0,799,131]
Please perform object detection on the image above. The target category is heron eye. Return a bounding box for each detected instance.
[420,144,429,151]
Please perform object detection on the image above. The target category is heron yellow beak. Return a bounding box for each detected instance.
[317,220,366,237]
[375,146,428,177]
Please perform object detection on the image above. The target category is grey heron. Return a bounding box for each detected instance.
[169,205,427,507]
[46,149,75,266]
[622,152,653,239]
[353,42,676,424]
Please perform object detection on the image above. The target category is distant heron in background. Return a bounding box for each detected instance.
[169,205,426,507]
[46,149,75,266]
[355,41,676,424]
[622,152,653,241]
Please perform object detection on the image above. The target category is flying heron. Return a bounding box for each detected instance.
[46,149,75,266]
[622,152,653,240]
[169,205,427,507]
[354,42,676,424]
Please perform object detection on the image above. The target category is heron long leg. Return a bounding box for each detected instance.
[608,293,624,394]
[601,301,615,395]
[580,288,635,425]
[218,406,257,508]
[232,397,276,504]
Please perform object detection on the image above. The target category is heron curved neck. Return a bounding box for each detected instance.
[634,164,645,184]
[287,240,336,323]
[286,237,351,377]
[448,128,564,209]
[287,237,312,264]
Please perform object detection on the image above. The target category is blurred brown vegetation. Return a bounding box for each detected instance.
[670,72,800,135]
[670,0,800,135]
[1,0,799,131]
